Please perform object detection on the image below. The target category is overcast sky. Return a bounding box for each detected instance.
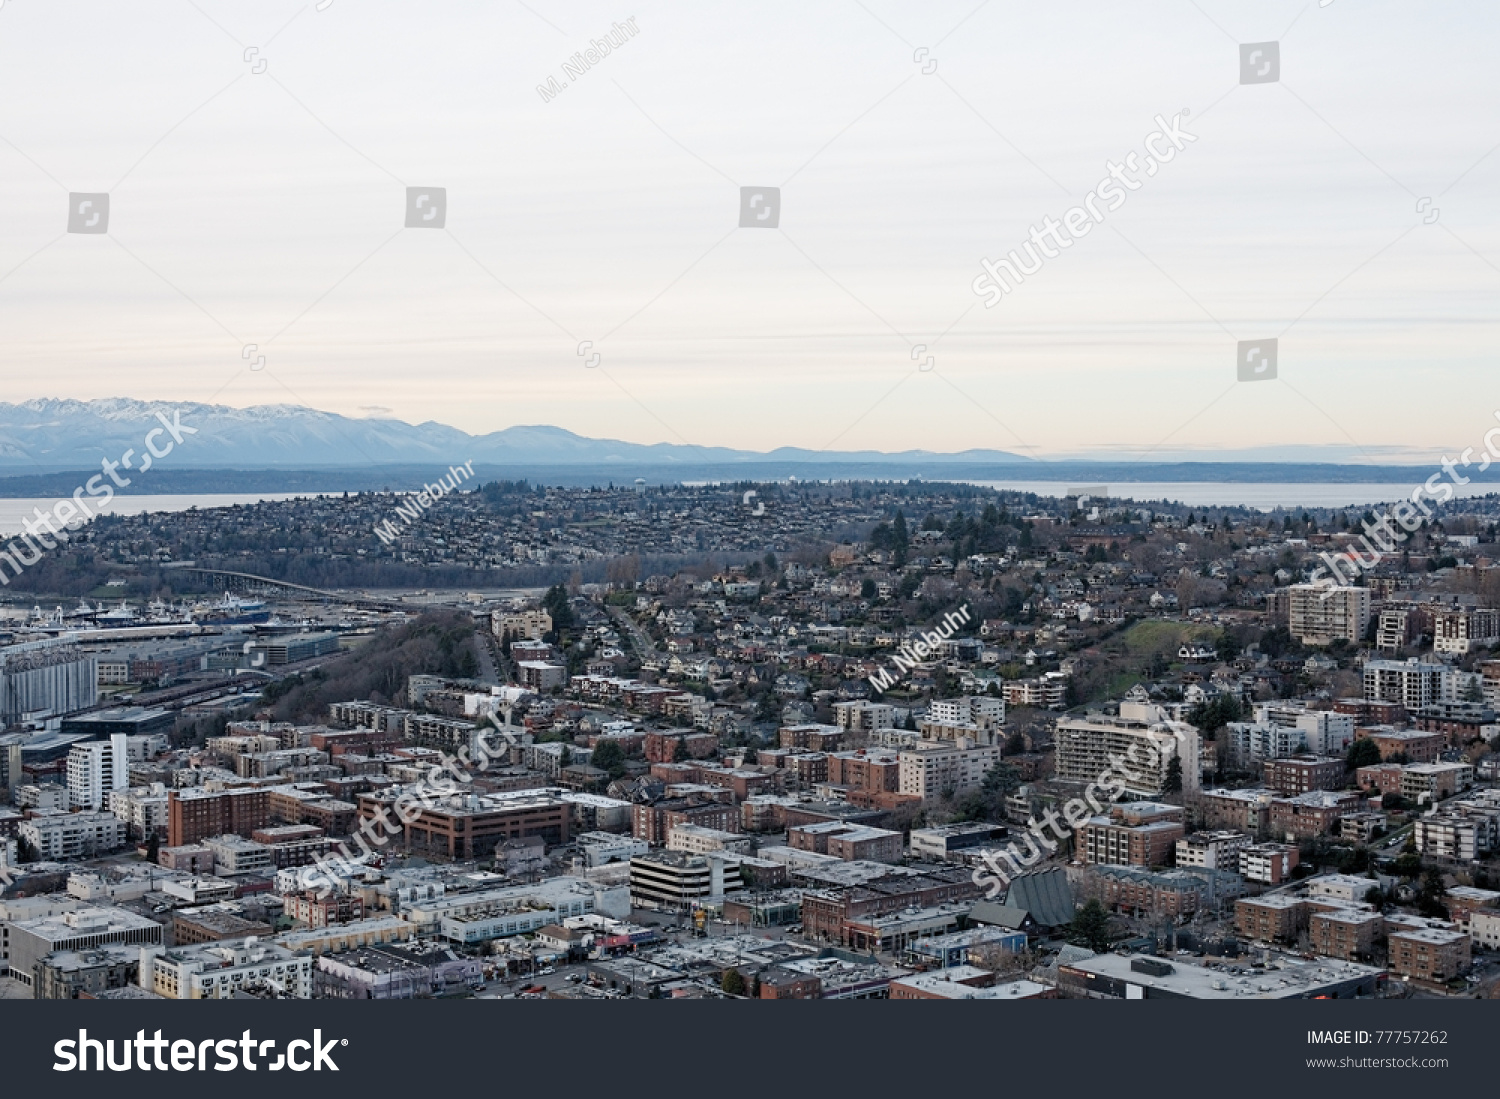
[0,0,1496,462]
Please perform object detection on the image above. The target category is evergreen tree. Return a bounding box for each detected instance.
[591,739,627,779]
[1346,737,1381,771]
[1069,900,1112,953]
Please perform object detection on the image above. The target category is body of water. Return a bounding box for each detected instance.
[956,481,1499,511]
[0,493,328,537]
[0,482,1494,539]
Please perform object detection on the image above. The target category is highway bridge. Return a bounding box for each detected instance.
[170,567,415,611]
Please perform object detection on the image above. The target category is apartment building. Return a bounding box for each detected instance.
[897,741,1001,805]
[1093,866,1240,919]
[1432,607,1500,655]
[926,695,1005,729]
[800,868,979,948]
[107,785,169,840]
[1414,813,1499,861]
[1363,658,1451,710]
[1235,895,1309,943]
[1310,909,1381,961]
[65,734,129,811]
[18,811,128,860]
[1288,583,1370,645]
[1075,803,1184,868]
[787,821,903,863]
[1414,701,1497,747]
[1238,842,1300,884]
[827,749,902,794]
[1269,791,1362,839]
[1174,830,1250,871]
[144,940,312,999]
[492,608,552,640]
[1400,762,1473,804]
[633,796,738,844]
[167,787,271,847]
[1262,757,1347,795]
[778,723,844,752]
[831,700,896,732]
[1054,702,1200,798]
[1196,787,1276,833]
[1388,927,1470,983]
[1354,727,1444,763]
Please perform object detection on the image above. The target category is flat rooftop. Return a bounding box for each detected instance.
[1064,953,1383,999]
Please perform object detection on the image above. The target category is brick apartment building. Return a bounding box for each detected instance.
[356,792,571,857]
[1389,928,1471,983]
[1262,757,1347,795]
[1415,702,1497,747]
[1268,791,1362,839]
[1196,788,1275,834]
[1354,728,1444,763]
[802,869,979,948]
[167,787,270,847]
[643,730,719,764]
[827,749,902,794]
[1310,909,1382,961]
[1093,866,1230,919]
[779,724,844,752]
[788,821,902,863]
[285,890,366,928]
[1076,803,1184,868]
[1235,895,1310,943]
[633,796,739,844]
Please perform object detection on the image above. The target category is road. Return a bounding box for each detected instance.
[607,605,664,661]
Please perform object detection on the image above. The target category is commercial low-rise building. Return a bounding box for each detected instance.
[1059,952,1382,999]
[6,906,162,988]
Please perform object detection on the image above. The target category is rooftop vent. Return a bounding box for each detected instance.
[1131,957,1173,977]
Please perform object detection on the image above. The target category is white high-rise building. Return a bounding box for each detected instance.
[66,733,129,811]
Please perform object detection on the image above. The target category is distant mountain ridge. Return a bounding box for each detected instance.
[0,400,1479,490]
[0,398,1033,471]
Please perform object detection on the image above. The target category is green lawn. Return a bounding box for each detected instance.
[1115,619,1220,657]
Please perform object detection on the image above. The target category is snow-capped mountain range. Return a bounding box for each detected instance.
[0,398,1032,470]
